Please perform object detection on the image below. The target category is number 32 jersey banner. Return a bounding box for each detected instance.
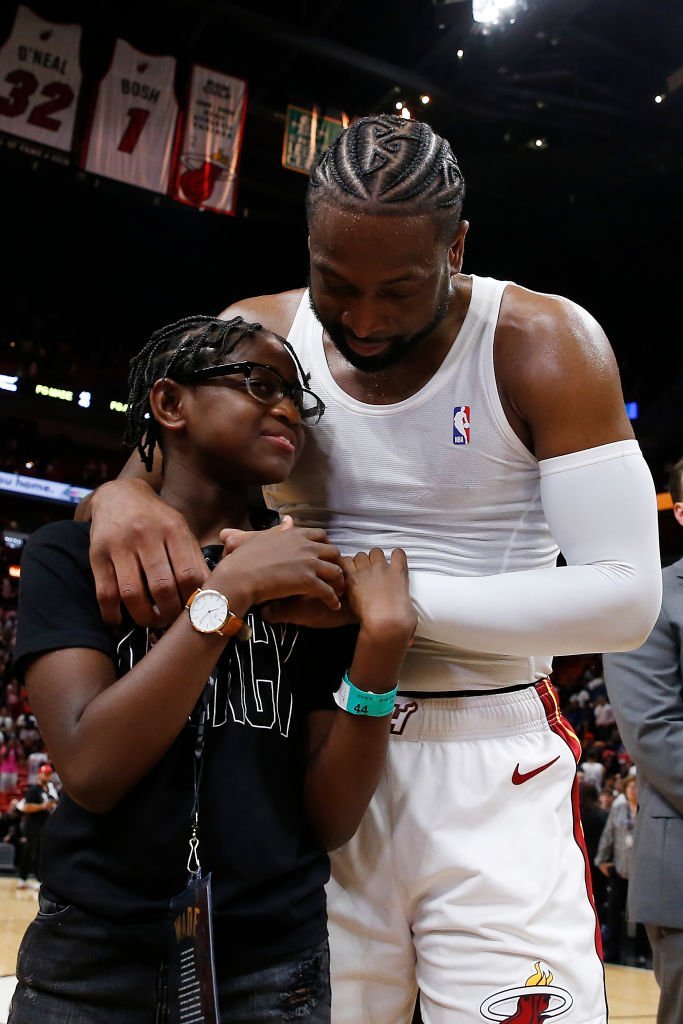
[82,40,179,195]
[0,5,82,152]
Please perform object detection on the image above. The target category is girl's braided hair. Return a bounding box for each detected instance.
[124,314,309,472]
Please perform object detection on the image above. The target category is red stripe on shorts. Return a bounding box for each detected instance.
[535,678,604,962]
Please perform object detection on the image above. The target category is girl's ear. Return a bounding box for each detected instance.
[149,378,187,433]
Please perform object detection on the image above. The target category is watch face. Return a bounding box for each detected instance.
[189,589,229,633]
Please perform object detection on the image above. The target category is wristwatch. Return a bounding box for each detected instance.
[185,588,252,641]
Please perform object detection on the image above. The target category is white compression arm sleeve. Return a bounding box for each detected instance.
[410,440,662,656]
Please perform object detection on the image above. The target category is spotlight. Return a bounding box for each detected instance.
[473,0,521,26]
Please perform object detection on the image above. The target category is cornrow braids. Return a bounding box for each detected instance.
[307,114,465,232]
[124,315,265,472]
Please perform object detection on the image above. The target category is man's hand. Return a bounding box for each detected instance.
[221,519,350,623]
[89,479,209,627]
[213,524,345,611]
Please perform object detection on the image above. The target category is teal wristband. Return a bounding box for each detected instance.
[333,671,398,717]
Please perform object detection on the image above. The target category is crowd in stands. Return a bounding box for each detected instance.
[1,417,127,491]
[0,300,130,390]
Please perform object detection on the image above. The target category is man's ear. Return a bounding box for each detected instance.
[148,378,187,433]
[673,501,683,529]
[448,219,469,276]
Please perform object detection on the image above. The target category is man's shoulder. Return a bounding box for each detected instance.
[218,288,306,338]
[499,282,600,342]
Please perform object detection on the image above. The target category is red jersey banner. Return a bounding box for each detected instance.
[0,5,82,152]
[82,39,179,195]
[173,64,247,216]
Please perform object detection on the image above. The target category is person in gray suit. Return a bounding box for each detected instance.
[603,455,683,1023]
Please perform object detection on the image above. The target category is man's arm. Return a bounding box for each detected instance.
[409,289,661,655]
[74,446,162,523]
[603,572,683,816]
[78,465,209,627]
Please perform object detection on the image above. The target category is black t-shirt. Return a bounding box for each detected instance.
[20,782,54,836]
[14,520,355,970]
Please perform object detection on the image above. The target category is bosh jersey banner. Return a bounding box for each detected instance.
[173,64,247,215]
[82,39,179,195]
[0,5,82,152]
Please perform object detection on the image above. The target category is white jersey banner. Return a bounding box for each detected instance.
[82,39,179,195]
[173,64,247,215]
[0,5,82,152]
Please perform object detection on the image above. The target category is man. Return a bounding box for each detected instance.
[16,762,59,891]
[603,456,683,1023]
[81,115,661,1022]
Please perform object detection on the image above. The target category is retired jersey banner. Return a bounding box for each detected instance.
[282,105,346,175]
[173,64,247,215]
[82,40,179,194]
[0,5,82,152]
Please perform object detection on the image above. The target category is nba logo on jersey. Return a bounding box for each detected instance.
[452,406,471,445]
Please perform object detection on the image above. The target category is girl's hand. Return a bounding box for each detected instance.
[343,548,417,644]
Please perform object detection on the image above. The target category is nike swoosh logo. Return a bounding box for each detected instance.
[512,755,561,785]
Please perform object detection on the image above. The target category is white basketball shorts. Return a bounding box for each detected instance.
[327,679,606,1024]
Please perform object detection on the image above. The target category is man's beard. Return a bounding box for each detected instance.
[307,278,450,373]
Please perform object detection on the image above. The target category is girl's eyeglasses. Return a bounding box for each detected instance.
[177,361,325,424]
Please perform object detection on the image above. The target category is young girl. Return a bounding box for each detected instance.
[10,315,416,1024]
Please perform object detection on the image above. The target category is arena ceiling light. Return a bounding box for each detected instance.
[472,0,523,26]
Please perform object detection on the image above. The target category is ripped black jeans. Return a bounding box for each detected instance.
[9,888,331,1023]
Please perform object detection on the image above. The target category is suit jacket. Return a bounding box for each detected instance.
[603,556,683,926]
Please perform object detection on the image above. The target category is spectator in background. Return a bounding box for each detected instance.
[579,781,608,930]
[603,456,683,1023]
[595,774,650,965]
[1,797,23,869]
[0,735,21,792]
[25,747,48,785]
[16,762,59,891]
[598,787,615,813]
[0,704,13,733]
[580,747,605,790]
[593,694,616,740]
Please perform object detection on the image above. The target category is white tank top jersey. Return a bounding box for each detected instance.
[263,275,558,691]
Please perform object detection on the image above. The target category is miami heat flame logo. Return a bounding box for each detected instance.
[178,149,231,205]
[480,962,573,1022]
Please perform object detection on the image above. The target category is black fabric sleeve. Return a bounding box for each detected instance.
[287,624,359,713]
[13,520,117,682]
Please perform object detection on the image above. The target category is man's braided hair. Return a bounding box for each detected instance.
[125,315,309,472]
[306,114,465,239]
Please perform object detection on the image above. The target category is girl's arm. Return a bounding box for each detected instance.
[304,549,416,850]
[23,524,343,814]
